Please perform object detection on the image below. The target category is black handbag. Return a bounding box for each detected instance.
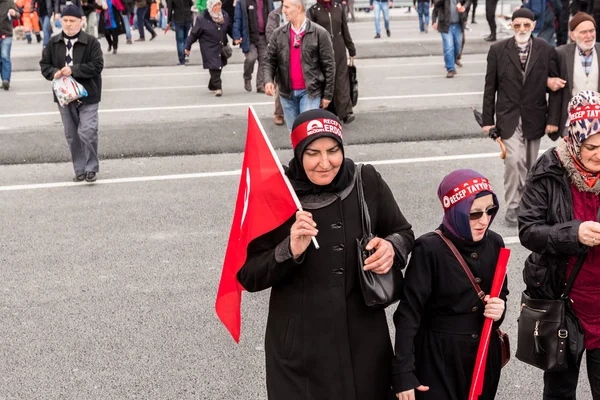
[348,61,358,107]
[355,164,403,309]
[515,250,588,371]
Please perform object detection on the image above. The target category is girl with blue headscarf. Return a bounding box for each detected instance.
[392,169,509,400]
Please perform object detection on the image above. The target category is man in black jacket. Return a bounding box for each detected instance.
[432,0,470,78]
[265,4,284,125]
[0,0,20,90]
[263,0,335,131]
[40,5,104,182]
[482,8,560,225]
[166,0,193,65]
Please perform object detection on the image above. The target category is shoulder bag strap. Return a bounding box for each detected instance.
[434,229,486,302]
[355,164,372,235]
[561,248,589,299]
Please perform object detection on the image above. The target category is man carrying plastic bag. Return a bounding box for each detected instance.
[40,4,104,183]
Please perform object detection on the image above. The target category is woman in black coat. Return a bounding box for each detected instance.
[184,0,230,96]
[392,169,508,400]
[307,0,356,123]
[98,0,126,54]
[237,109,414,400]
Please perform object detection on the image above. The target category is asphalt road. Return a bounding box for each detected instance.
[0,137,594,399]
[0,55,491,164]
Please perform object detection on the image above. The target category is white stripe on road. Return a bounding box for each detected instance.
[387,73,486,79]
[10,61,487,82]
[0,92,484,118]
[0,149,523,192]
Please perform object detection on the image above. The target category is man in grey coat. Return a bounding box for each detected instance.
[265,5,284,125]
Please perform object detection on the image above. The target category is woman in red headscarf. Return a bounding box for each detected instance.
[392,169,508,400]
[237,109,414,400]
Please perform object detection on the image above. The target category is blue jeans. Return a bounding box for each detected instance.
[417,2,429,32]
[42,15,51,46]
[373,1,390,35]
[122,13,132,40]
[441,23,462,71]
[0,37,12,82]
[173,20,192,64]
[279,89,322,131]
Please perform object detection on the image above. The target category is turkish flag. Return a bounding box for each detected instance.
[215,106,299,343]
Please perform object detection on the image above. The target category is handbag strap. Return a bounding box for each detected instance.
[355,164,372,235]
[561,248,589,299]
[434,229,486,301]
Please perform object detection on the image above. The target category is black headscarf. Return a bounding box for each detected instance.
[284,109,356,196]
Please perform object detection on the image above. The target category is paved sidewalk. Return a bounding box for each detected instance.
[11,6,518,71]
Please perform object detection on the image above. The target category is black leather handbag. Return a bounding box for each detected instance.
[516,250,587,371]
[348,61,358,107]
[355,164,403,309]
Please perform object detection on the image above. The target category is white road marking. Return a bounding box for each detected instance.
[0,92,484,118]
[0,149,532,192]
[10,61,487,82]
[387,73,486,79]
[504,236,520,245]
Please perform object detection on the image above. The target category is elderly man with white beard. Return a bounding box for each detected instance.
[548,12,600,137]
[482,7,560,226]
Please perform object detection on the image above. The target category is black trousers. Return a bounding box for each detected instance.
[465,0,478,21]
[486,0,498,33]
[105,30,119,50]
[208,69,222,90]
[544,348,600,400]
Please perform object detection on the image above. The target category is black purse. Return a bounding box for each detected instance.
[515,250,587,371]
[348,60,358,107]
[355,164,403,309]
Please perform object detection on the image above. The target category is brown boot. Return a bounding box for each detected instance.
[274,115,284,125]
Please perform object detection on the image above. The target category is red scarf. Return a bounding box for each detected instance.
[571,153,600,188]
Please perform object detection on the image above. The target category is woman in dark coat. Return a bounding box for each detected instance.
[98,0,126,54]
[519,90,600,399]
[393,169,508,400]
[237,109,414,400]
[307,0,356,124]
[184,0,230,96]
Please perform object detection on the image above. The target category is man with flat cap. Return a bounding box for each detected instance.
[482,7,560,226]
[40,4,104,183]
[548,12,600,137]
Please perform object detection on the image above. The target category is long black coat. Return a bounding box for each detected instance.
[483,37,561,140]
[307,2,356,120]
[185,11,230,70]
[97,5,126,36]
[40,31,104,104]
[392,226,509,400]
[237,164,414,400]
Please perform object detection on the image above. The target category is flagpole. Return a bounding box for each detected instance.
[248,106,320,250]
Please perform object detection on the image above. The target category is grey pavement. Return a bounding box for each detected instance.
[0,138,594,399]
[1,56,490,164]
[10,6,519,71]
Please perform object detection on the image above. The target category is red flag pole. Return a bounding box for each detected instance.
[248,106,319,249]
[468,247,510,400]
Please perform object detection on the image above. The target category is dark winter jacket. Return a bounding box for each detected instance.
[0,0,19,37]
[483,37,561,140]
[518,145,585,299]
[40,31,104,104]
[232,0,274,53]
[431,0,470,33]
[167,0,193,25]
[264,19,336,100]
[185,10,230,70]
[237,164,414,400]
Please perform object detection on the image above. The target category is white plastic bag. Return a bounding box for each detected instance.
[52,76,88,107]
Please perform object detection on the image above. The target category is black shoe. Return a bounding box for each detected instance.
[386,29,391,37]
[108,44,112,52]
[257,87,265,94]
[244,80,252,92]
[36,34,42,43]
[113,48,117,54]
[343,114,355,124]
[2,80,9,91]
[73,173,86,182]
[85,172,97,182]
[150,33,157,41]
[374,33,381,39]
[484,33,497,42]
[471,19,477,24]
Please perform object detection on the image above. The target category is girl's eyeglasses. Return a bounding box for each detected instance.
[469,206,498,221]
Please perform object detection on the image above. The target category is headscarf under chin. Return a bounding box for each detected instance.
[285,109,355,196]
[437,169,499,243]
[207,0,224,24]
